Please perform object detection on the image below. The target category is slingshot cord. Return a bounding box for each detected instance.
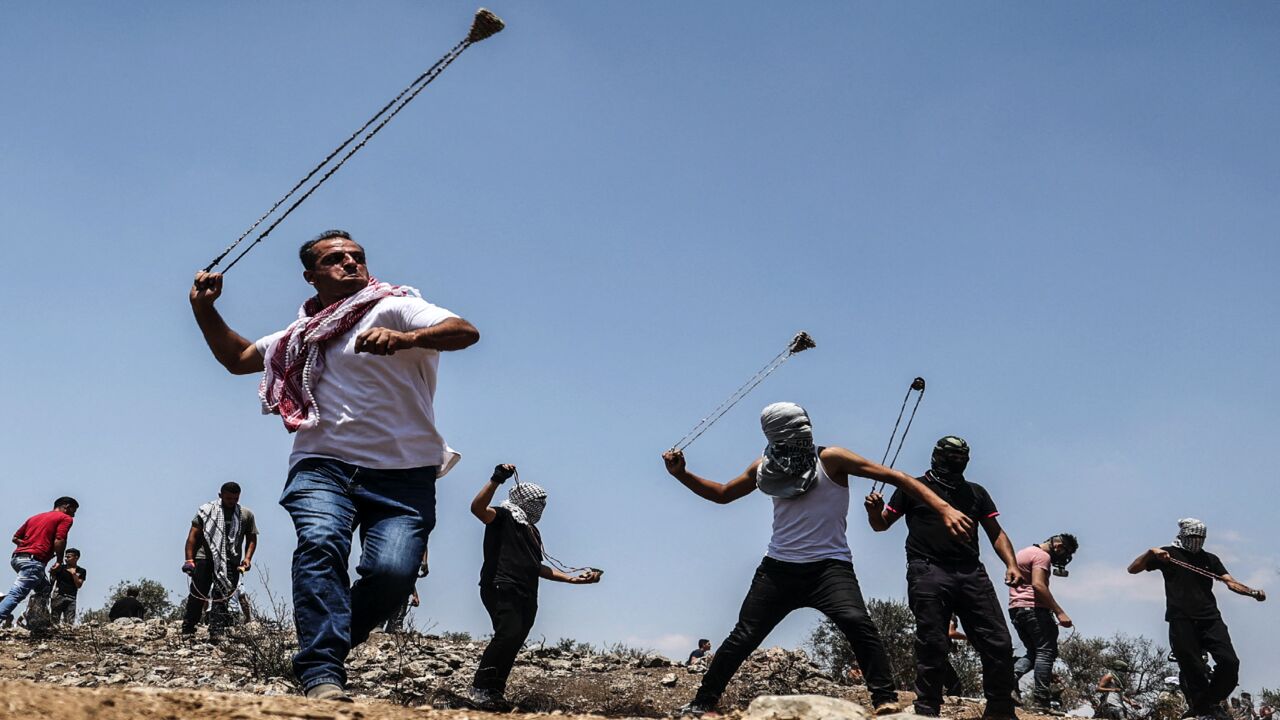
[509,471,598,578]
[670,332,816,452]
[203,43,466,273]
[873,378,925,493]
[186,575,243,611]
[210,38,473,274]
[1165,556,1226,582]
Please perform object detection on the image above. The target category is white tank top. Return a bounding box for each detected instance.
[766,456,853,563]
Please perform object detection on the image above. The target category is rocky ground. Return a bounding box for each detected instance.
[0,619,1017,720]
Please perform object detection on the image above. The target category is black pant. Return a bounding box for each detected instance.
[181,558,240,636]
[1010,606,1059,705]
[696,557,896,707]
[473,583,538,693]
[1168,617,1238,715]
[907,560,1016,716]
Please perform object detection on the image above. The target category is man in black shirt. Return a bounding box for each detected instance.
[467,464,601,708]
[688,639,713,666]
[108,587,147,621]
[1128,518,1266,719]
[867,436,1024,719]
[48,548,86,625]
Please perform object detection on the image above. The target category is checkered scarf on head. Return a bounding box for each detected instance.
[502,480,548,526]
[1174,518,1207,553]
[260,277,418,432]
[756,402,819,499]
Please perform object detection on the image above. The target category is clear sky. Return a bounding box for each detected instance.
[2,0,1277,693]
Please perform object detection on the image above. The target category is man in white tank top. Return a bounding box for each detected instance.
[662,402,974,718]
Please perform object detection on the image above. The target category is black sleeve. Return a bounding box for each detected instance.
[1208,553,1228,577]
[886,488,910,515]
[78,568,86,582]
[974,485,998,518]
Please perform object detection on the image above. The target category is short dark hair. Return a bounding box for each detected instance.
[54,496,79,510]
[698,638,710,646]
[299,229,353,270]
[220,481,242,495]
[1053,533,1080,554]
[126,587,140,597]
[66,548,80,556]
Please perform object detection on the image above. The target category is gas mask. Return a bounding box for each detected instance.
[928,436,970,487]
[1048,534,1079,577]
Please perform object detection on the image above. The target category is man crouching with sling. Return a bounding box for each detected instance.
[662,402,974,717]
[189,230,479,701]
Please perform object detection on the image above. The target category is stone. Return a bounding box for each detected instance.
[660,673,678,687]
[743,694,872,720]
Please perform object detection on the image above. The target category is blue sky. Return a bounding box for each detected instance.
[2,1,1277,693]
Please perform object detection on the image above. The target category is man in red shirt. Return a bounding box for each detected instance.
[0,497,79,628]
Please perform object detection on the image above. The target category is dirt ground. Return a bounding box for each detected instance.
[0,679,626,720]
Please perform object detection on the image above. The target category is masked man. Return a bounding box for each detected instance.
[1008,533,1079,714]
[467,464,601,709]
[1128,519,1266,720]
[191,230,478,701]
[663,403,974,718]
[182,482,258,640]
[866,436,1024,720]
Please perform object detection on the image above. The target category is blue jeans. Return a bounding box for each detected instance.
[280,457,437,691]
[0,555,51,622]
[1011,606,1059,705]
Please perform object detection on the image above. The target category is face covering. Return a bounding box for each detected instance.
[756,402,819,499]
[1174,518,1206,554]
[502,481,548,526]
[928,436,970,488]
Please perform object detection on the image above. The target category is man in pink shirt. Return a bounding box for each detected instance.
[0,497,79,629]
[1008,534,1078,714]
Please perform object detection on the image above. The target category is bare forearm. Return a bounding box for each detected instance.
[992,531,1018,569]
[471,480,500,516]
[893,473,953,516]
[674,470,731,503]
[1034,582,1066,615]
[406,319,480,351]
[53,538,66,564]
[540,565,572,582]
[1128,549,1156,574]
[243,538,257,563]
[193,306,255,372]
[185,534,197,563]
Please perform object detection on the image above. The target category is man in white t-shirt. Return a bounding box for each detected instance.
[190,230,479,701]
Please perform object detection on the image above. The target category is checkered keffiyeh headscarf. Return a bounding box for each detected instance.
[502,481,548,526]
[1174,518,1207,553]
[259,277,419,432]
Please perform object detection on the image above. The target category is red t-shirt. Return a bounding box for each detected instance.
[12,511,74,563]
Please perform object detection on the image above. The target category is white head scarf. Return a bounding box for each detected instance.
[756,402,819,499]
[1174,518,1207,554]
[502,481,548,526]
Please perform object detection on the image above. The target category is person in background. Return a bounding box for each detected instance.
[48,547,86,625]
[108,587,147,621]
[687,639,712,666]
[0,497,79,630]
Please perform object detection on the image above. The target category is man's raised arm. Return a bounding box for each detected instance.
[824,447,974,540]
[662,450,758,505]
[189,272,265,375]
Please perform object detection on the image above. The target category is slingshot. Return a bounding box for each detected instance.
[872,376,925,494]
[669,332,817,452]
[202,8,505,274]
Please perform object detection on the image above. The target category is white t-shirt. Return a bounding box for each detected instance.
[255,296,460,471]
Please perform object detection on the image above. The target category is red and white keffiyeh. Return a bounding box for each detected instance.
[260,277,419,432]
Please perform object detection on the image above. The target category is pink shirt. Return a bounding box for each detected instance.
[1008,545,1051,608]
